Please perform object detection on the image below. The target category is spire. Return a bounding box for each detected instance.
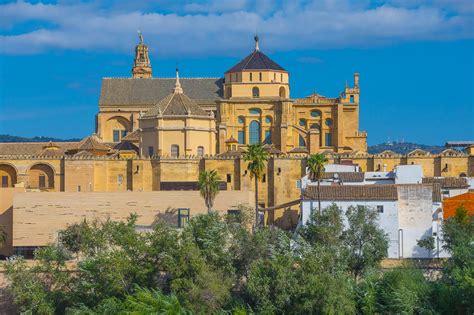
[132,31,152,78]
[173,67,183,94]
[254,34,260,51]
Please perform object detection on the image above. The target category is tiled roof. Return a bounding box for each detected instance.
[73,150,94,157]
[122,130,140,142]
[225,51,286,73]
[99,78,223,107]
[422,177,469,189]
[0,142,79,156]
[143,91,209,117]
[288,147,309,154]
[218,148,245,157]
[322,172,365,182]
[74,135,111,152]
[114,141,139,153]
[303,185,398,201]
[263,144,283,155]
[225,136,238,143]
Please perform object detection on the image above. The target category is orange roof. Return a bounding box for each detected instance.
[442,192,474,219]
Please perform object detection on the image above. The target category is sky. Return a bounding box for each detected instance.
[0,0,473,145]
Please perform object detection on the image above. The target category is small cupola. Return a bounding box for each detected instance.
[132,31,153,79]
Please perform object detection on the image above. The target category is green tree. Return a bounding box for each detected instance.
[344,205,388,282]
[306,153,328,214]
[436,206,474,313]
[197,169,220,213]
[417,235,435,258]
[243,143,269,228]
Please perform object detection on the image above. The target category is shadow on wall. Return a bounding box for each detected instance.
[0,206,12,257]
[153,207,179,227]
[273,207,299,230]
[411,228,433,259]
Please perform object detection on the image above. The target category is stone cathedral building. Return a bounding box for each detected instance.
[97,35,367,156]
[0,34,472,251]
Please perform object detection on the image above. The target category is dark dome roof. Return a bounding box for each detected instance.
[225,50,286,73]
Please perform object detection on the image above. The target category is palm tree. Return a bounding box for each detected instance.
[243,143,269,228]
[307,153,328,215]
[198,170,221,213]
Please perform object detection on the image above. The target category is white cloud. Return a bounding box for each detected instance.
[0,0,472,56]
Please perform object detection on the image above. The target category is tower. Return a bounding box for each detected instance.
[132,32,152,79]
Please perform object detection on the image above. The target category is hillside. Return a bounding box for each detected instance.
[0,134,80,143]
[368,142,445,154]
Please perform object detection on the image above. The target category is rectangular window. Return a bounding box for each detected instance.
[350,95,354,103]
[39,175,46,189]
[325,133,332,146]
[113,130,120,142]
[77,185,81,192]
[281,73,283,82]
[296,180,301,189]
[148,146,154,157]
[117,174,123,185]
[226,174,232,183]
[259,72,262,81]
[178,208,190,228]
[249,73,253,82]
[1,176,8,188]
[377,205,384,213]
[197,146,204,156]
[121,130,127,138]
[238,130,245,144]
[264,130,272,144]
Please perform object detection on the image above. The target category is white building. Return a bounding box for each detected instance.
[300,183,443,259]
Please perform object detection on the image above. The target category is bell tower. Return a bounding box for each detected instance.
[132,31,152,79]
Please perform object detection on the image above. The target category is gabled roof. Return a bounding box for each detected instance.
[225,50,286,73]
[143,91,209,117]
[114,141,139,153]
[75,135,111,152]
[99,78,223,107]
[122,130,140,142]
[407,149,430,157]
[322,172,365,183]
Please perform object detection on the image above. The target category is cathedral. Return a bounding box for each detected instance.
[96,34,367,156]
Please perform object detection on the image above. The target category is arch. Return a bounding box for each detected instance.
[171,145,179,158]
[325,118,333,127]
[310,110,321,118]
[265,116,273,124]
[249,120,261,144]
[310,123,320,130]
[459,173,467,177]
[252,87,260,98]
[238,116,245,124]
[106,116,131,142]
[279,86,286,98]
[0,163,18,187]
[28,163,55,190]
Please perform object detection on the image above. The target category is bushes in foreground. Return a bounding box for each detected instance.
[5,205,473,314]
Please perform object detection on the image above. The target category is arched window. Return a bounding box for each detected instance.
[259,72,262,81]
[299,118,306,127]
[310,123,320,130]
[279,86,286,98]
[265,116,272,124]
[171,145,179,158]
[299,135,306,147]
[325,118,333,127]
[238,116,245,124]
[252,87,260,98]
[29,163,55,190]
[249,73,253,82]
[197,146,204,156]
[0,164,17,187]
[264,130,272,144]
[310,110,321,118]
[249,121,261,144]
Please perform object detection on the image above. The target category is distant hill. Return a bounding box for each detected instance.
[0,134,80,143]
[368,142,445,155]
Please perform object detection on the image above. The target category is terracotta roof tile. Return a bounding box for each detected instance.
[322,172,365,182]
[303,185,398,201]
[422,177,469,189]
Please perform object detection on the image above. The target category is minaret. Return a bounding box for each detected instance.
[132,31,152,78]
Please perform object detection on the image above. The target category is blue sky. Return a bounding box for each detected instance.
[0,0,473,145]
